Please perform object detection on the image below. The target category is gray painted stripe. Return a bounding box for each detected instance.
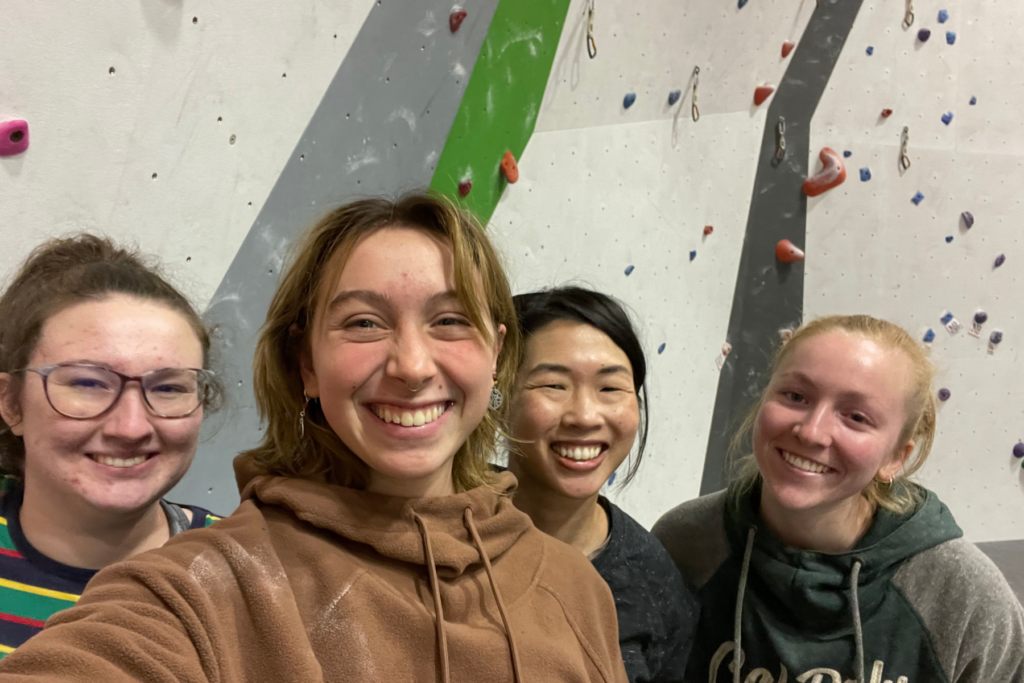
[699,0,864,495]
[170,0,501,512]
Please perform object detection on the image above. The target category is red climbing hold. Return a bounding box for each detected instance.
[449,7,467,33]
[458,180,472,197]
[754,85,776,106]
[703,225,714,236]
[776,239,805,263]
[500,151,519,183]
[802,147,847,197]
[0,119,29,156]
[782,41,796,58]
[881,108,893,118]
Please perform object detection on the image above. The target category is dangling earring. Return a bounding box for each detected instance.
[489,373,503,410]
[299,391,309,438]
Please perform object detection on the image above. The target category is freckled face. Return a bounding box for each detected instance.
[753,331,912,515]
[301,227,504,497]
[508,321,640,500]
[0,295,205,514]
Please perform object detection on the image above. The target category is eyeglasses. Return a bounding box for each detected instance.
[15,363,213,420]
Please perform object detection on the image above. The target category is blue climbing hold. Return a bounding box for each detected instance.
[918,28,931,42]
[970,96,977,105]
[995,254,1006,268]
[1014,443,1024,459]
[843,150,852,157]
[668,89,682,106]
[946,31,957,45]
[923,329,936,343]
[866,46,874,56]
[912,191,925,205]
[945,236,954,243]
[941,111,954,125]
[606,471,617,487]
[623,93,637,109]
[658,343,666,354]
[941,312,954,325]
[860,168,871,181]
[961,211,974,228]
[938,9,949,23]
[624,265,635,276]
[689,250,697,261]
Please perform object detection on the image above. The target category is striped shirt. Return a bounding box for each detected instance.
[0,478,220,658]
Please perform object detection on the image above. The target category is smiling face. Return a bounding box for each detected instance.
[0,295,205,515]
[508,320,640,500]
[753,330,914,517]
[300,226,504,498]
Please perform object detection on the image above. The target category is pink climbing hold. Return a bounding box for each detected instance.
[754,85,776,106]
[458,180,472,197]
[449,7,467,33]
[0,119,29,156]
[776,239,805,263]
[782,41,796,58]
[802,147,847,197]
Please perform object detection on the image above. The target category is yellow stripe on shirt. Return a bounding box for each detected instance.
[0,517,7,526]
[0,643,16,654]
[0,577,79,603]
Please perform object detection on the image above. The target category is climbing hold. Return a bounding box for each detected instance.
[969,311,988,338]
[912,191,925,205]
[738,0,749,7]
[753,85,775,106]
[881,108,894,118]
[500,150,519,183]
[989,331,1004,355]
[995,254,1006,268]
[938,9,949,23]
[917,28,931,42]
[946,31,956,45]
[703,225,714,236]
[961,211,974,229]
[866,46,874,56]
[1014,443,1024,459]
[843,150,852,157]
[624,265,635,276]
[941,311,962,335]
[776,239,805,263]
[802,147,847,197]
[458,180,472,197]
[689,250,697,261]
[923,329,936,343]
[945,236,953,243]
[941,111,954,125]
[658,343,666,354]
[782,41,796,58]
[449,7,467,33]
[715,343,733,371]
[623,92,637,109]
[938,388,951,402]
[668,89,682,106]
[606,471,617,487]
[0,120,29,156]
[970,96,977,105]
[860,168,872,182]
[779,329,794,342]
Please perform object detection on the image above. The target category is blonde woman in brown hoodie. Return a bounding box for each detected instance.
[0,193,629,683]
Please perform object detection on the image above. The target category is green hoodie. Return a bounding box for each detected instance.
[652,486,1024,683]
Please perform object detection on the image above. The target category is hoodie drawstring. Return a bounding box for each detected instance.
[732,527,756,683]
[465,508,524,683]
[850,560,865,683]
[413,513,451,683]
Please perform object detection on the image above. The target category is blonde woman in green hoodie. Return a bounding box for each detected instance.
[0,193,629,683]
[653,315,1024,683]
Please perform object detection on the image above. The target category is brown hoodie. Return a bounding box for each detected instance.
[0,457,628,683]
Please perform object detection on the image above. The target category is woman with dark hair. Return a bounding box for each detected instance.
[507,286,698,683]
[0,235,224,658]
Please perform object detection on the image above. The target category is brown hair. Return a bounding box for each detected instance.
[729,314,937,514]
[246,191,520,492]
[0,234,225,477]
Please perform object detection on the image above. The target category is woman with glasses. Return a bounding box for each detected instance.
[0,235,224,658]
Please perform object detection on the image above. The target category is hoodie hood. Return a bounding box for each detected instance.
[234,453,530,577]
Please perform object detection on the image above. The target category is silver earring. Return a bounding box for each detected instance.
[489,385,504,410]
[299,391,309,438]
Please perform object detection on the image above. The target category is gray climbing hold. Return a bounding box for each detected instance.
[961,211,974,228]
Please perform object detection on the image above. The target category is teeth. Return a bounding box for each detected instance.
[372,403,447,428]
[781,450,830,474]
[95,455,147,468]
[554,445,602,461]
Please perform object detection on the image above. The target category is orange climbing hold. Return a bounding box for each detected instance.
[802,147,847,197]
[500,150,519,183]
[776,239,805,263]
[782,41,796,58]
[754,85,775,106]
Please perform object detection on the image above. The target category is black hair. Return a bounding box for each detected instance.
[512,286,649,487]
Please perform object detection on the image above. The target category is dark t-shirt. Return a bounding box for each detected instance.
[591,497,699,683]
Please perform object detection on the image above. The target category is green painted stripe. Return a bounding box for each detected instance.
[430,0,570,223]
[0,584,76,623]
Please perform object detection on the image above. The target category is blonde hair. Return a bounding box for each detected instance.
[729,315,936,514]
[244,192,520,492]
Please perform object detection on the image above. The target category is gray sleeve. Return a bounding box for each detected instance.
[893,537,1024,683]
[651,490,730,590]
